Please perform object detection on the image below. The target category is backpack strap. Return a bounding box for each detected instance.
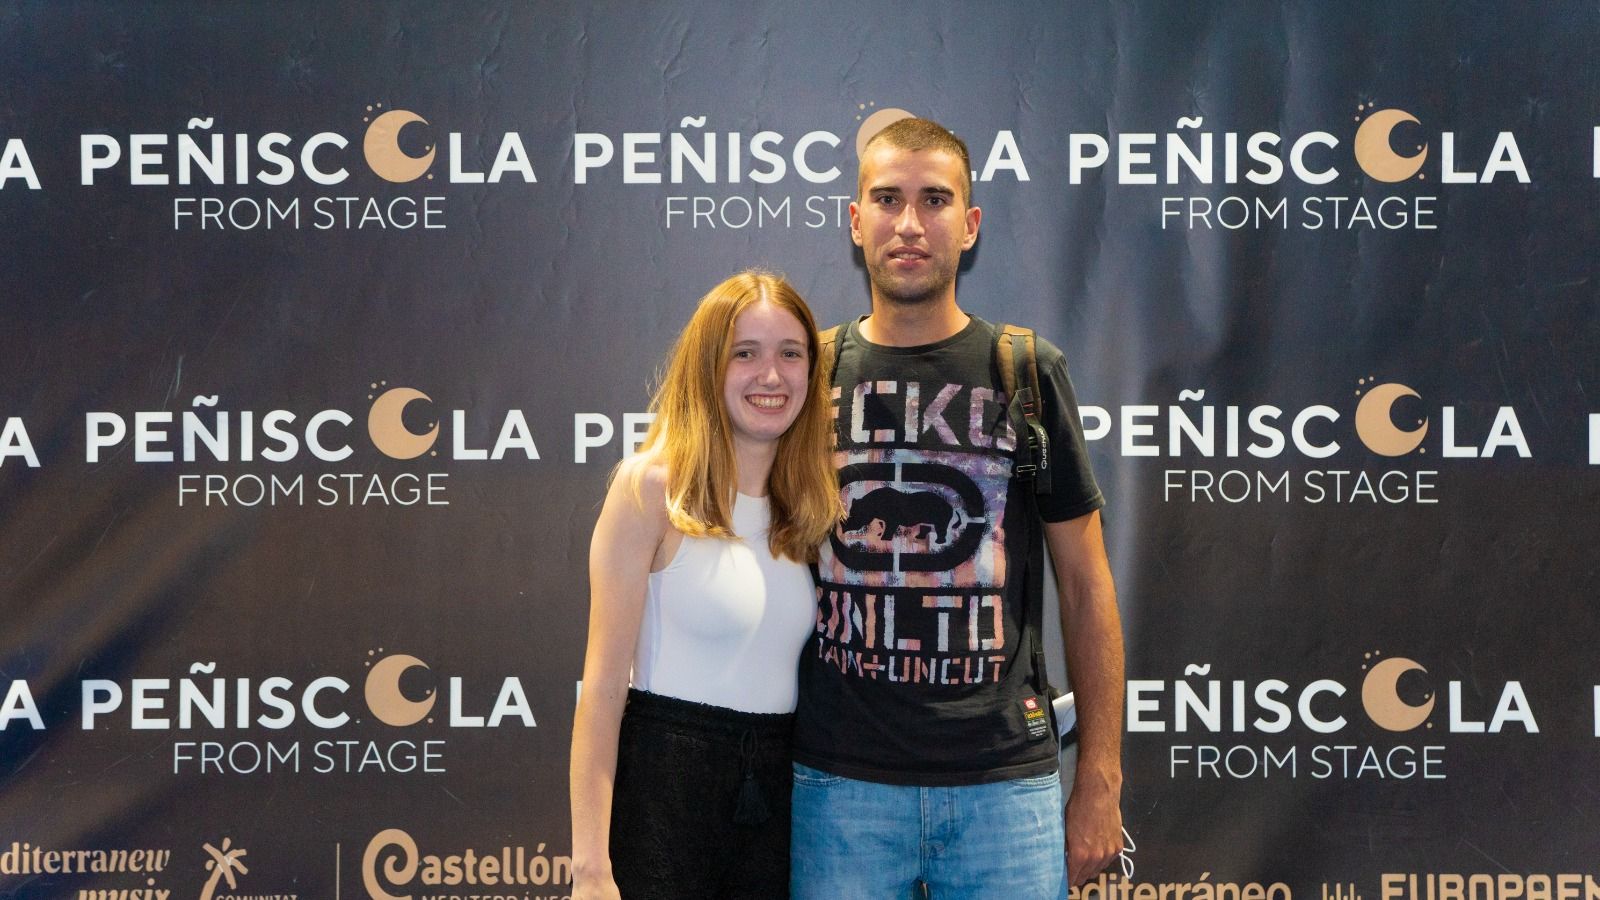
[996,324,1052,496]
[994,323,1062,725]
[818,324,842,383]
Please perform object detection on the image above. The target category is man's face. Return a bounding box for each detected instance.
[850,144,981,307]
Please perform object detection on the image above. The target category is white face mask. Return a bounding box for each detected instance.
[1117,827,1137,881]
[1052,691,1078,738]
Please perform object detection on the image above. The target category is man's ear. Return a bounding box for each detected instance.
[962,204,981,251]
[849,200,864,247]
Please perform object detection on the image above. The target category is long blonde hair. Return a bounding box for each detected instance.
[630,270,841,563]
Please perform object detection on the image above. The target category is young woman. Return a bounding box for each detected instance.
[570,271,840,900]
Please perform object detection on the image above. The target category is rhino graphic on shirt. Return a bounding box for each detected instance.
[842,486,960,546]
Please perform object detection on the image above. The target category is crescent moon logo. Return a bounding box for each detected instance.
[1354,382,1427,457]
[364,109,436,183]
[1361,657,1434,732]
[368,387,439,460]
[364,654,436,727]
[855,107,917,159]
[1354,108,1427,183]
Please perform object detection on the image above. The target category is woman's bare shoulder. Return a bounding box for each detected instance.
[606,451,671,522]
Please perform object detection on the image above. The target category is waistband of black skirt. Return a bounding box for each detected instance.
[623,688,794,740]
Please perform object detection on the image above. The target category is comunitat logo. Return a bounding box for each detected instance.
[0,103,537,231]
[573,103,1030,230]
[0,382,547,508]
[1067,103,1532,230]
[1080,378,1539,505]
[0,650,537,776]
[200,838,251,900]
[361,828,569,900]
[1129,650,1541,782]
[198,837,304,900]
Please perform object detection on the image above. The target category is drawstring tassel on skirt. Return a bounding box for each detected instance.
[733,728,770,825]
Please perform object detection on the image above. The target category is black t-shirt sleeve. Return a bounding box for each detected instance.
[1034,339,1106,522]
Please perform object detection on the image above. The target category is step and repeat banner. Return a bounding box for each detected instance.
[2,2,1598,898]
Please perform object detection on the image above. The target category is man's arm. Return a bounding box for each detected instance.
[1044,509,1125,888]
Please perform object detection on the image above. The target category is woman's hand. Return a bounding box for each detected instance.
[572,871,624,900]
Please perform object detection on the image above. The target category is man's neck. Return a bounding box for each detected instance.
[859,291,969,347]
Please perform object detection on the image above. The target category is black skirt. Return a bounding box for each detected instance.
[610,688,795,900]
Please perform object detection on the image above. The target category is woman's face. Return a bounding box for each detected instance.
[722,299,810,451]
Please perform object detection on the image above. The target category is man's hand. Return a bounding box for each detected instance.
[1065,767,1123,888]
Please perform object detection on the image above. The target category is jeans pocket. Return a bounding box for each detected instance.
[791,763,846,787]
[1011,770,1064,791]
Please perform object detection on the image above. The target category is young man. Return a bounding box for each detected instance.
[791,117,1125,898]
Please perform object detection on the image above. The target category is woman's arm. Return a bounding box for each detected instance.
[570,460,669,899]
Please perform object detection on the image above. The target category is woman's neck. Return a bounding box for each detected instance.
[732,438,777,497]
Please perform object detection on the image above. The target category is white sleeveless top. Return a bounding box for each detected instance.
[631,493,816,714]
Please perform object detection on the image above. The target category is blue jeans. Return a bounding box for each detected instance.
[790,763,1067,900]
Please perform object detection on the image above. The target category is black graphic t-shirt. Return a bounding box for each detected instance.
[793,316,1105,786]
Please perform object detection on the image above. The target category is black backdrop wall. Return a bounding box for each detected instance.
[2,3,1598,898]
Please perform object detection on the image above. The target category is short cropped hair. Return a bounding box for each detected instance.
[860,117,973,205]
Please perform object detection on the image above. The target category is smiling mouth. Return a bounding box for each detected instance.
[746,395,788,409]
[888,248,929,261]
